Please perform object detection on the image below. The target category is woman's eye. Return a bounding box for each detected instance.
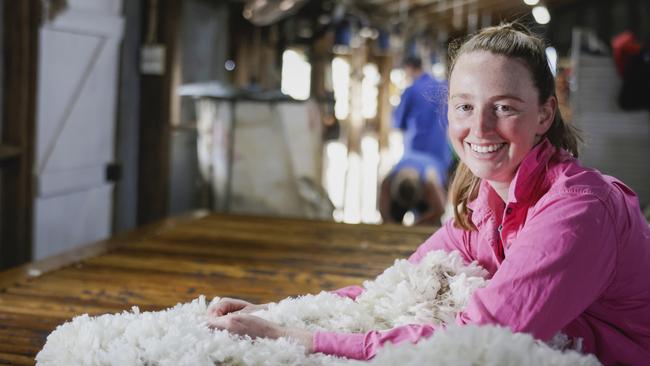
[494,104,512,113]
[456,104,472,112]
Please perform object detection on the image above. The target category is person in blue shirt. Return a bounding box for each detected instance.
[379,57,452,226]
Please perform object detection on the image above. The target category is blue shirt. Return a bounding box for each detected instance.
[393,73,452,182]
[390,152,449,186]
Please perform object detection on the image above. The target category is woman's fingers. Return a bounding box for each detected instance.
[236,303,265,314]
[208,298,251,317]
[208,313,315,354]
[208,314,283,339]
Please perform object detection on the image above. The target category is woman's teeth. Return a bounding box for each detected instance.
[469,143,506,153]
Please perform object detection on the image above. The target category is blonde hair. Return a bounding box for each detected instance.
[447,22,582,230]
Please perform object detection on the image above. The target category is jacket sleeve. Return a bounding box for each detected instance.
[313,323,437,360]
[456,193,617,342]
[330,285,364,300]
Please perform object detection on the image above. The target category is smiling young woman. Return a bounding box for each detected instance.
[208,23,650,365]
[446,23,581,230]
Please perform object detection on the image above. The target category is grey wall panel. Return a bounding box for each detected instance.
[113,0,141,232]
[572,54,650,207]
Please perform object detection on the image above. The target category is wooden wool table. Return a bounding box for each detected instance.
[0,212,432,365]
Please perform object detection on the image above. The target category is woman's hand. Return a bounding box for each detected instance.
[208,297,268,317]
[208,313,314,354]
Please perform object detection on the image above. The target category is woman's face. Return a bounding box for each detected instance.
[447,51,555,186]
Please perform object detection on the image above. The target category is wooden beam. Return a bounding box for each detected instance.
[1,0,39,270]
[137,0,181,225]
[410,0,531,34]
[359,0,578,36]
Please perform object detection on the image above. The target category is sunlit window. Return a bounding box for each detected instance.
[332,57,350,120]
[431,62,447,81]
[389,68,407,107]
[390,68,406,88]
[323,141,348,221]
[343,152,361,223]
[281,49,311,100]
[361,135,380,223]
[362,64,380,119]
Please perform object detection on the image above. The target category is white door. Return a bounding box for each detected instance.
[33,0,124,260]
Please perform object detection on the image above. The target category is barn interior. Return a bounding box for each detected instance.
[0,0,649,364]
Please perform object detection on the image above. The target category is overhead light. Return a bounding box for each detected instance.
[532,5,551,24]
[523,0,539,5]
[359,26,373,38]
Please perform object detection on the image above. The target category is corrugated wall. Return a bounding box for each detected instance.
[572,53,650,207]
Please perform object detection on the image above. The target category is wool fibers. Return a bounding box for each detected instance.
[36,250,601,366]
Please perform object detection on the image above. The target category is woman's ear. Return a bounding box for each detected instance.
[536,96,557,135]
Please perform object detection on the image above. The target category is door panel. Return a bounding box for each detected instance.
[33,2,124,260]
[34,185,112,259]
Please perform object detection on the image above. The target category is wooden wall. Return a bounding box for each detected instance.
[0,0,38,270]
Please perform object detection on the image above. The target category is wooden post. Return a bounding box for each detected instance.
[137,0,181,225]
[0,0,39,269]
[310,31,334,99]
[261,27,280,91]
[233,35,250,88]
[347,44,367,154]
[310,31,334,186]
[377,54,393,151]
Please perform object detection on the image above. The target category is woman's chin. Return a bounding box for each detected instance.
[467,164,512,183]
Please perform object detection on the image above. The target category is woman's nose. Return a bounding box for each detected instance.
[471,109,496,138]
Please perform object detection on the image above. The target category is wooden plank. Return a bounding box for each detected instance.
[0,210,209,291]
[0,311,66,330]
[0,331,43,356]
[0,352,34,366]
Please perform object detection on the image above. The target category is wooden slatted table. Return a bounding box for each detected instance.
[0,212,433,365]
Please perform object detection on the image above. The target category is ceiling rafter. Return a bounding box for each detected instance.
[352,0,581,36]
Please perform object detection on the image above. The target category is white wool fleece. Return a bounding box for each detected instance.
[35,250,601,366]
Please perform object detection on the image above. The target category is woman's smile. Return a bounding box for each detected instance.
[466,141,508,159]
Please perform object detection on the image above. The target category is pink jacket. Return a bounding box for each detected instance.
[314,139,650,365]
